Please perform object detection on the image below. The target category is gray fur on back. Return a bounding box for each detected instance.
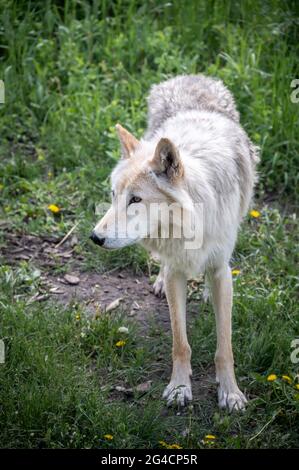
[104,74,260,274]
[145,74,240,139]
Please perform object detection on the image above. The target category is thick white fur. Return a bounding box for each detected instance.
[93,75,259,410]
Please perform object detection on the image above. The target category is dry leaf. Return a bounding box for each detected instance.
[114,385,134,397]
[132,301,140,310]
[27,293,49,304]
[49,287,65,294]
[59,252,73,259]
[105,297,122,312]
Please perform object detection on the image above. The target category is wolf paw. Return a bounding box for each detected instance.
[153,276,165,297]
[163,382,192,407]
[218,386,247,412]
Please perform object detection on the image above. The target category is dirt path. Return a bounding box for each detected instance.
[1,231,216,402]
[1,233,173,327]
[1,232,203,330]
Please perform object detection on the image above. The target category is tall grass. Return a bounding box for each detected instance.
[0,0,298,201]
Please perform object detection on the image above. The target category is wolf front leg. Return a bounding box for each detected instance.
[210,264,247,411]
[153,263,165,297]
[163,269,192,406]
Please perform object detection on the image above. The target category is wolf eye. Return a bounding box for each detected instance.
[129,196,142,205]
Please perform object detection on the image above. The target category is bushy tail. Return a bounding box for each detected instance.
[248,139,260,165]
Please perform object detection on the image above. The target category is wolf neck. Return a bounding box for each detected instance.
[140,110,242,275]
[143,109,222,207]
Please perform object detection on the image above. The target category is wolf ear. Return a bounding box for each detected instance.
[115,123,139,159]
[152,138,184,182]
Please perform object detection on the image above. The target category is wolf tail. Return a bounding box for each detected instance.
[248,139,260,165]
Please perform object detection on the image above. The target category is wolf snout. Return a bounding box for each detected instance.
[90,231,105,247]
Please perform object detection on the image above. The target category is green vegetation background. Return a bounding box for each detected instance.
[0,0,298,449]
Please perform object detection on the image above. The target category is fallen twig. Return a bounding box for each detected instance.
[56,222,79,249]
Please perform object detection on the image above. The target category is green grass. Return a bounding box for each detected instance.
[0,207,298,449]
[0,0,298,449]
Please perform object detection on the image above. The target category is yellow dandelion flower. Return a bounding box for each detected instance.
[115,340,126,347]
[205,434,216,440]
[282,375,292,384]
[48,204,60,213]
[158,440,182,449]
[295,384,299,390]
[232,269,241,275]
[168,443,183,449]
[250,209,261,218]
[103,434,113,440]
[267,374,277,382]
[159,440,168,448]
[75,314,81,321]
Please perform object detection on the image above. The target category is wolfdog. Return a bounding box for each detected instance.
[90,75,259,410]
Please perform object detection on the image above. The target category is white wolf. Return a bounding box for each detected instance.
[91,74,259,411]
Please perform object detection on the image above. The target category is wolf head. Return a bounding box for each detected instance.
[90,124,193,250]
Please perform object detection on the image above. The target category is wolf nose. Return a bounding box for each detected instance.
[90,231,105,247]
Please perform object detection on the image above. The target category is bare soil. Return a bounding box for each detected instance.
[1,231,216,404]
[1,232,204,329]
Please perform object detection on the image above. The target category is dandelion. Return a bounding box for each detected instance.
[118,326,129,334]
[159,440,168,448]
[295,384,299,390]
[267,374,277,382]
[103,434,113,441]
[75,314,81,321]
[48,204,60,213]
[232,269,241,275]
[115,340,126,347]
[282,375,292,384]
[158,440,182,449]
[205,434,216,440]
[202,434,216,445]
[168,443,183,449]
[250,209,261,218]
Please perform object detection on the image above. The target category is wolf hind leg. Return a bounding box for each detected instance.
[153,263,165,298]
[209,264,247,411]
[202,274,210,303]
